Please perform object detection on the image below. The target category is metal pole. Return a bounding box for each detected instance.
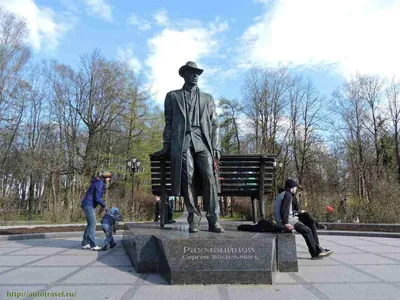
[160,158,166,228]
[131,168,135,221]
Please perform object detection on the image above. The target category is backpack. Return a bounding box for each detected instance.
[237,218,286,233]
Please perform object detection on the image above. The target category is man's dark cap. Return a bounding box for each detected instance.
[285,179,297,189]
[179,61,204,77]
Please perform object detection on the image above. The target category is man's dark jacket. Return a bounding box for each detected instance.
[161,87,220,196]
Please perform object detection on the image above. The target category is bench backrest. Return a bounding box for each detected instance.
[150,154,276,197]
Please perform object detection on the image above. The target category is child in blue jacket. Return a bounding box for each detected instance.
[101,207,123,250]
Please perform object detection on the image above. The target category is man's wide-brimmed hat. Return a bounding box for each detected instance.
[178,61,204,77]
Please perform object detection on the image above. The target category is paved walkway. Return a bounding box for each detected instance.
[1,232,400,300]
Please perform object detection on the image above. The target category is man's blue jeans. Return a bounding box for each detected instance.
[82,206,97,247]
[101,223,114,247]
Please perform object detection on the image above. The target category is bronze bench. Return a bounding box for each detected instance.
[149,154,277,227]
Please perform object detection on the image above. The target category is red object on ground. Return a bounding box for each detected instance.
[326,205,334,213]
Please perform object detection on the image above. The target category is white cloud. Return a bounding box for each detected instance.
[239,0,400,78]
[2,0,74,51]
[153,9,169,26]
[127,13,151,31]
[145,18,228,103]
[116,45,141,72]
[84,0,112,22]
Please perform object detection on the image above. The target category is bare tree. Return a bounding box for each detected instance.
[333,77,370,201]
[219,97,242,154]
[0,7,31,192]
[242,67,290,154]
[358,74,386,177]
[386,76,400,182]
[67,50,127,180]
[289,77,325,186]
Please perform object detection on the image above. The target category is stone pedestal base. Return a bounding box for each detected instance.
[123,222,297,285]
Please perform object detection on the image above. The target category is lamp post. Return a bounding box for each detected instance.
[278,161,284,187]
[127,157,141,221]
[273,160,285,195]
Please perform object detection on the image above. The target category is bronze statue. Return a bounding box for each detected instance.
[153,61,224,233]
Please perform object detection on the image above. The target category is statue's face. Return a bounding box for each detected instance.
[183,69,200,85]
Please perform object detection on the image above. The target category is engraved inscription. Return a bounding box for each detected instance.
[181,247,259,260]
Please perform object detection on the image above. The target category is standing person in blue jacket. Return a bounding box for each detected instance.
[101,207,123,250]
[81,171,112,251]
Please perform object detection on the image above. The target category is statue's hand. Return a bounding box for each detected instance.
[153,147,170,157]
[213,150,221,161]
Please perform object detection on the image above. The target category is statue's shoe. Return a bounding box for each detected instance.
[208,223,224,233]
[189,224,199,233]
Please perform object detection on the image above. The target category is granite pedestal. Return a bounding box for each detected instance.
[123,221,297,285]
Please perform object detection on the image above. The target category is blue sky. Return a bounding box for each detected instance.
[2,0,400,106]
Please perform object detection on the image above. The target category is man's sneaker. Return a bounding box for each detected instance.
[311,254,323,260]
[208,223,224,233]
[101,245,108,251]
[166,219,175,224]
[91,246,102,251]
[110,242,117,249]
[319,249,334,257]
[81,244,91,249]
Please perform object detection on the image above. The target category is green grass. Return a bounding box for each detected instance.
[173,211,183,219]
[220,213,245,221]
[11,214,45,221]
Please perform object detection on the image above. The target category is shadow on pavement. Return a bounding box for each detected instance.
[9,234,167,285]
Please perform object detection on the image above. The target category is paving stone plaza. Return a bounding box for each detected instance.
[1,229,400,300]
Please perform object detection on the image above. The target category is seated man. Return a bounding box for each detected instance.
[274,179,333,260]
[278,187,326,229]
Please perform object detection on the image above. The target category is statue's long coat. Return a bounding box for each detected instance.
[162,87,220,196]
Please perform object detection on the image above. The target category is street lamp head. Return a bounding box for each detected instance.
[131,157,137,164]
[136,161,141,168]
[278,162,283,168]
[127,161,132,168]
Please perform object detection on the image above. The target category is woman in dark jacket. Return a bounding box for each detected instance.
[81,171,112,251]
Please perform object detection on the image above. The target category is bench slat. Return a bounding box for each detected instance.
[150,173,274,179]
[149,155,276,162]
[151,190,274,196]
[219,167,261,173]
[220,161,275,166]
[149,154,276,207]
[150,168,274,173]
[151,168,171,173]
[151,162,171,167]
[220,161,264,167]
[150,182,274,187]
[218,156,275,162]
[218,173,259,179]
[152,179,171,184]
[220,179,258,184]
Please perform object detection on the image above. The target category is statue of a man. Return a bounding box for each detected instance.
[153,61,224,233]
